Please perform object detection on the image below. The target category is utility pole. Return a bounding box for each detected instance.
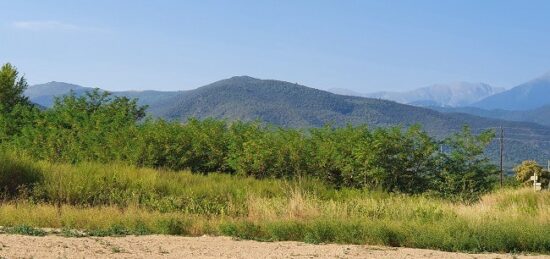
[499,126,504,187]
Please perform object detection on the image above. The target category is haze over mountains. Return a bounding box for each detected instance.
[330,82,504,107]
[329,71,550,127]
[24,76,550,167]
[429,72,550,127]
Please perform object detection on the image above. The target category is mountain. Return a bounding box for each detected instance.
[432,105,550,127]
[329,82,504,107]
[25,81,181,108]
[26,77,550,167]
[25,82,90,107]
[153,76,470,131]
[473,72,550,110]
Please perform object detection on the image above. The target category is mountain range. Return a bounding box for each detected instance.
[329,82,505,107]
[329,72,550,127]
[472,72,550,110]
[432,105,550,127]
[24,76,550,168]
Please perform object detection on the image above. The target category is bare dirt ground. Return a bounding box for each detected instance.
[0,234,547,259]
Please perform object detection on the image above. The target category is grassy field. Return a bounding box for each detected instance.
[1,152,549,254]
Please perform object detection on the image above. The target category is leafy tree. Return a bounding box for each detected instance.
[361,126,437,193]
[307,125,367,187]
[132,119,193,169]
[434,127,497,202]
[0,63,31,112]
[514,160,549,187]
[16,89,146,162]
[0,63,38,143]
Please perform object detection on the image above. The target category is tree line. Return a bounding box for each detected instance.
[0,63,497,201]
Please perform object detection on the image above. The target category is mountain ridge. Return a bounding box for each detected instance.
[329,82,505,107]
[473,72,550,110]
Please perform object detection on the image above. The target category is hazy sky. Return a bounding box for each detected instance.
[1,0,549,92]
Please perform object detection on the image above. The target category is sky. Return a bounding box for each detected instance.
[1,0,550,92]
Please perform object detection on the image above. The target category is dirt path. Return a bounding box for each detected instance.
[0,234,547,259]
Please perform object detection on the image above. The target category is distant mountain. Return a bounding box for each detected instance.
[26,77,550,167]
[25,82,90,107]
[432,105,550,127]
[473,72,550,110]
[25,81,181,108]
[375,82,504,107]
[329,83,504,107]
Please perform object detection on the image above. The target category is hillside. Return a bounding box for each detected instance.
[473,72,550,110]
[330,82,504,107]
[149,76,524,131]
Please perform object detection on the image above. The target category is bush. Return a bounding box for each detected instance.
[514,160,550,187]
[0,152,43,196]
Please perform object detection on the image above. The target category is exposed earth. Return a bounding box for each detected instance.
[0,235,547,259]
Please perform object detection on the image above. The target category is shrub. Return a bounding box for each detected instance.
[0,152,43,196]
[7,225,46,236]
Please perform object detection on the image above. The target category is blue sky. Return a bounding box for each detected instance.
[1,0,549,92]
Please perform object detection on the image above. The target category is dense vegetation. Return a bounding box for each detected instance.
[0,154,549,253]
[2,74,498,201]
[26,77,550,167]
[1,90,498,201]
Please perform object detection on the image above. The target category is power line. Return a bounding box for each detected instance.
[470,126,550,133]
[503,132,550,137]
[501,138,550,143]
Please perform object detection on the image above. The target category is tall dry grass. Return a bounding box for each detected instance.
[0,152,549,253]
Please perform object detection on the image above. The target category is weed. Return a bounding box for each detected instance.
[6,225,46,236]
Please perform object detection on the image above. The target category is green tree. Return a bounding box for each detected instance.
[0,63,30,112]
[16,89,146,163]
[0,63,38,143]
[435,127,497,202]
[359,126,438,193]
[514,160,549,187]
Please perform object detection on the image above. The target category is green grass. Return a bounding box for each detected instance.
[5,225,47,236]
[0,152,549,253]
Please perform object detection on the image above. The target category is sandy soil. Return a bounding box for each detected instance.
[0,234,547,259]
